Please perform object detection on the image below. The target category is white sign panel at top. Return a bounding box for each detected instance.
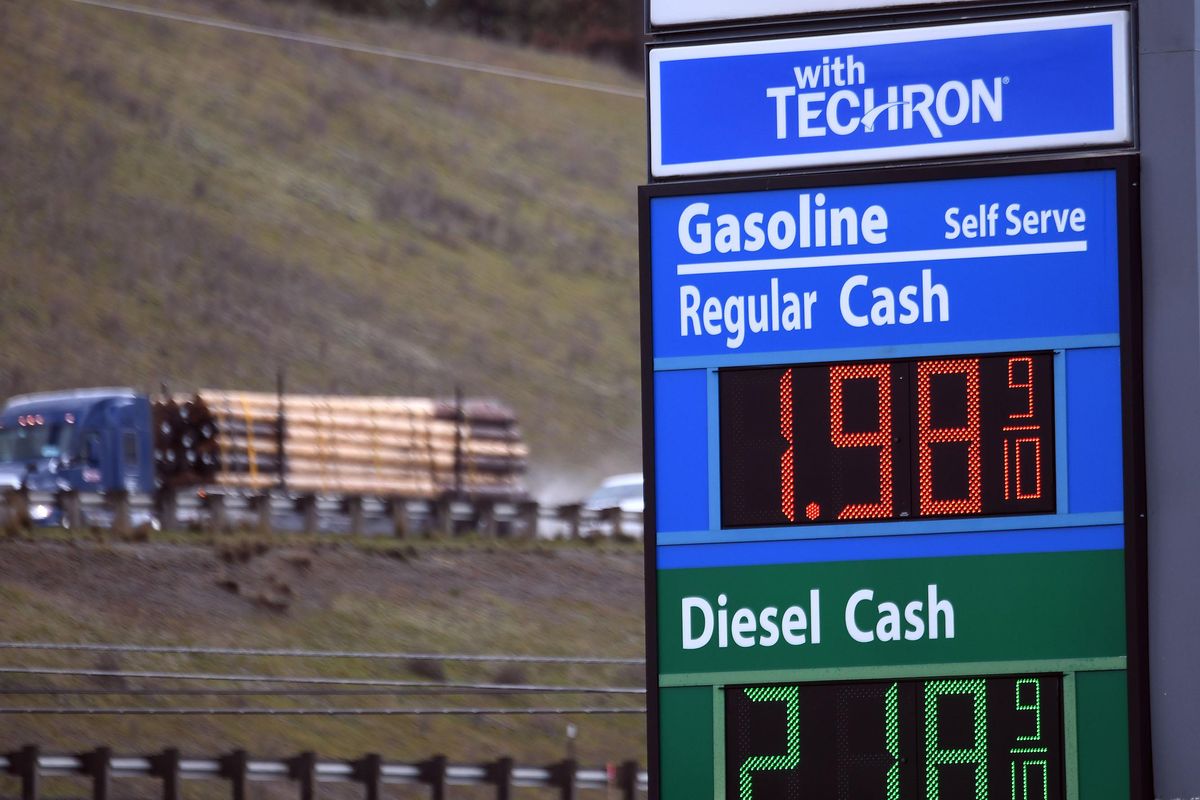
[650,0,989,27]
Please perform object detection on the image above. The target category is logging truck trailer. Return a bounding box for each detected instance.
[0,387,528,529]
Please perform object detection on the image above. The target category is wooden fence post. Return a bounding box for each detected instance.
[344,496,364,537]
[155,489,176,533]
[602,507,624,539]
[352,753,382,800]
[420,755,448,800]
[1,489,25,532]
[288,751,317,800]
[553,759,577,800]
[617,760,640,800]
[204,493,229,534]
[559,504,583,540]
[5,488,28,531]
[152,747,181,800]
[82,747,111,800]
[6,745,40,800]
[108,493,130,538]
[488,757,513,800]
[476,499,498,538]
[296,496,319,534]
[219,749,248,800]
[389,497,412,538]
[518,500,540,539]
[250,494,273,535]
[432,496,454,539]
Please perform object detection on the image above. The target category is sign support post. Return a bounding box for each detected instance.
[1138,3,1200,797]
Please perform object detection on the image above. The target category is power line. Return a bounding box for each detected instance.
[0,705,645,716]
[0,687,626,697]
[64,0,644,99]
[0,666,645,694]
[0,641,645,665]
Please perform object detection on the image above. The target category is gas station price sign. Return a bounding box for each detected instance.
[639,159,1146,800]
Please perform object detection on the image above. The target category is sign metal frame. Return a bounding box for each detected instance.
[648,0,994,31]
[638,154,1150,800]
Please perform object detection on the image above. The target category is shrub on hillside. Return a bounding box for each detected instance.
[279,0,643,72]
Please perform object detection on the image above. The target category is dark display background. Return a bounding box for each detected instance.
[720,353,1055,528]
[725,675,1064,800]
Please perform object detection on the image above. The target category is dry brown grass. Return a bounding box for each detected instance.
[0,0,645,494]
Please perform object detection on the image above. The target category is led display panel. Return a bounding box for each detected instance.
[720,353,1055,528]
[725,675,1064,800]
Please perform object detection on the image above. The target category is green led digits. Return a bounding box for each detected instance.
[886,682,900,800]
[835,683,901,799]
[739,685,800,800]
[1011,678,1049,799]
[724,676,1062,800]
[1011,760,1049,800]
[1015,679,1042,741]
[924,678,988,800]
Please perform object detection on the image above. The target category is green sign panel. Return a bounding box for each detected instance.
[658,550,1125,678]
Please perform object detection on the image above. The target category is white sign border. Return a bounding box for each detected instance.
[650,0,988,28]
[648,10,1132,178]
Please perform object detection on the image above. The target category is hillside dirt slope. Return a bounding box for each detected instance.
[0,0,645,489]
[0,537,646,775]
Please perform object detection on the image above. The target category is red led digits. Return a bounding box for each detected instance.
[830,363,893,520]
[1015,438,1043,499]
[780,370,795,523]
[1003,436,1044,501]
[1008,356,1035,418]
[721,352,1055,529]
[917,358,982,516]
[1003,356,1044,501]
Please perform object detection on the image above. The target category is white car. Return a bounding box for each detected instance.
[584,473,644,515]
[577,472,644,538]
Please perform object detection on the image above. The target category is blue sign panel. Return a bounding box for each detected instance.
[649,170,1118,367]
[649,12,1131,176]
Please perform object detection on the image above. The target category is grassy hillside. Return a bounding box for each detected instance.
[0,537,646,774]
[0,0,645,491]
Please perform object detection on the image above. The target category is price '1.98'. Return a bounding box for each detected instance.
[719,353,1056,528]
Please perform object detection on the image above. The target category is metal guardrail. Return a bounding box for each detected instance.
[0,747,648,799]
[1,489,643,540]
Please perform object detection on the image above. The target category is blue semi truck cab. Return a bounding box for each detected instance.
[0,389,156,509]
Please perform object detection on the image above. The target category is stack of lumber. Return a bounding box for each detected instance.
[151,391,528,499]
